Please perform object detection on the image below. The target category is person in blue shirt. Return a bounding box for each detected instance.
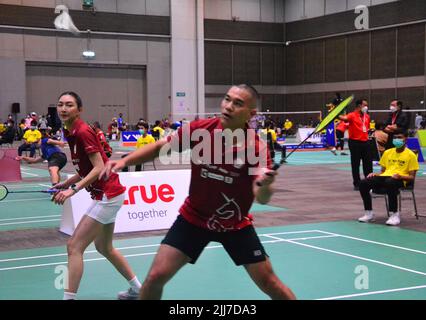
[17,128,67,185]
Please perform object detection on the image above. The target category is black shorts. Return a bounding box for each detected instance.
[162,215,268,265]
[47,152,67,170]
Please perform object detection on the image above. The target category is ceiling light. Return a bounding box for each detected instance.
[82,50,95,58]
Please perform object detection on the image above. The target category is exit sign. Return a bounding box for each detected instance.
[176,92,186,97]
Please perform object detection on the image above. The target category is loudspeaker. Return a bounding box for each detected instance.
[11,103,20,114]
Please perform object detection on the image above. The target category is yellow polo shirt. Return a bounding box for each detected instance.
[23,129,42,143]
[380,148,419,178]
[136,134,155,149]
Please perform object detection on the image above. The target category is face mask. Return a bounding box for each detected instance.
[30,126,37,130]
[393,138,405,148]
[139,129,145,135]
[390,106,397,113]
[361,107,368,114]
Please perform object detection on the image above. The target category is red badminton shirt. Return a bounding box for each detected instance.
[346,111,370,141]
[65,119,125,200]
[167,118,272,232]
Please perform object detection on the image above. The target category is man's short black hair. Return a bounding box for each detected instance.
[234,84,259,108]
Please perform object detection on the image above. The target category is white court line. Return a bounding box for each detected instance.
[0,214,60,222]
[314,230,426,255]
[317,284,426,300]
[0,197,50,203]
[0,218,60,226]
[260,230,322,236]
[5,184,48,188]
[20,167,41,175]
[263,234,426,277]
[0,230,322,264]
[0,230,322,262]
[0,234,328,271]
[20,172,39,177]
[0,243,161,263]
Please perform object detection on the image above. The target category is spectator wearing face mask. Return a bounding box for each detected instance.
[0,120,16,145]
[339,99,373,190]
[121,123,155,172]
[17,120,42,158]
[384,100,409,150]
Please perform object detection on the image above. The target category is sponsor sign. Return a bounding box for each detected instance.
[60,170,191,235]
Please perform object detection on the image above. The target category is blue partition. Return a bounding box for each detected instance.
[407,137,424,162]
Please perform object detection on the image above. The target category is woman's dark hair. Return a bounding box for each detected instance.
[58,91,82,109]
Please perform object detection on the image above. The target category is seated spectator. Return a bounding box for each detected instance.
[18,119,26,140]
[372,121,389,157]
[260,120,287,164]
[122,123,155,172]
[0,120,16,145]
[151,120,165,141]
[357,130,419,226]
[107,118,119,140]
[16,120,41,158]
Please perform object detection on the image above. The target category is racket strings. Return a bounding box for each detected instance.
[0,185,8,201]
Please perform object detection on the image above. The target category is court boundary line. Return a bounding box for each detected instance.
[0,233,335,271]
[0,230,323,263]
[314,230,426,255]
[317,284,426,300]
[0,214,61,222]
[263,234,426,277]
[0,197,51,203]
[0,218,61,227]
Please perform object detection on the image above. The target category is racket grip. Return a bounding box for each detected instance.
[44,189,60,194]
[256,163,281,187]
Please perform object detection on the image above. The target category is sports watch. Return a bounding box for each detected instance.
[70,184,79,193]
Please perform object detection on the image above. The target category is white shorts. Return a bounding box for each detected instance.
[85,193,125,225]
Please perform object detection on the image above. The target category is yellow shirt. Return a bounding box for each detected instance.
[23,129,42,143]
[152,126,165,138]
[380,148,419,178]
[136,134,155,149]
[284,121,293,130]
[0,123,5,134]
[260,129,277,142]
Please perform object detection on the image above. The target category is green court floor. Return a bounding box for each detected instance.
[1,221,425,300]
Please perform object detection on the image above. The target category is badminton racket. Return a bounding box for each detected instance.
[258,95,354,186]
[0,184,59,201]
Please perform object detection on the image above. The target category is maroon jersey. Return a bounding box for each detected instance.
[168,118,271,232]
[65,119,125,200]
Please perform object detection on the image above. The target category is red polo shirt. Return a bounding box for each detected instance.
[65,119,125,200]
[346,111,370,142]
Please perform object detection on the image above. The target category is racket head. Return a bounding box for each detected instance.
[0,184,9,201]
[314,95,354,133]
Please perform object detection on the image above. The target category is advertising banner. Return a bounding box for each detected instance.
[60,170,191,235]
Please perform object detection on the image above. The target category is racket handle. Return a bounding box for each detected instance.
[44,189,60,194]
[256,163,281,187]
